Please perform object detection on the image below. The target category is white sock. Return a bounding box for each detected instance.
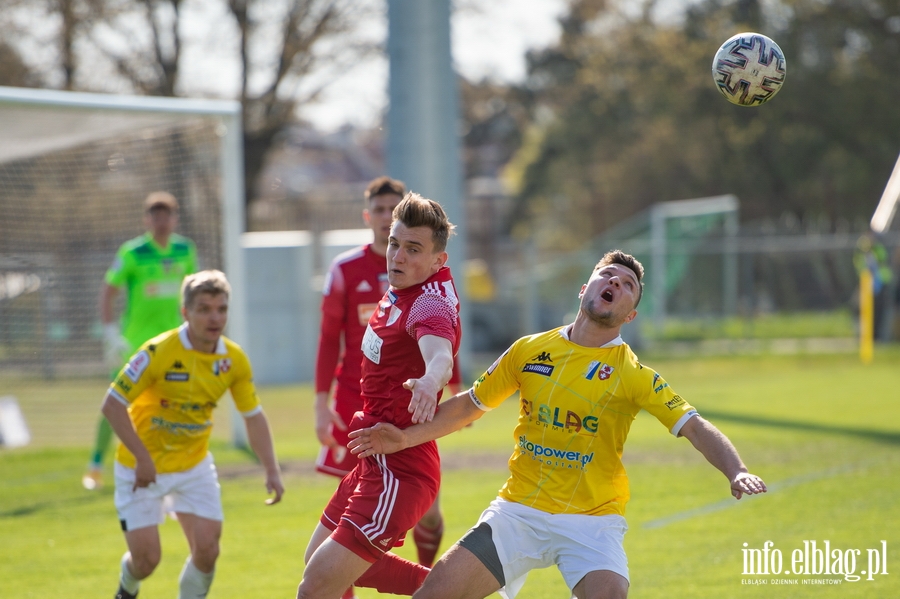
[120,552,141,595]
[178,556,215,599]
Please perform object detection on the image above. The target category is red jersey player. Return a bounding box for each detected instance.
[298,192,461,599]
[314,177,449,576]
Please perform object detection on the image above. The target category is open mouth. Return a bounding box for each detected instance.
[601,289,615,302]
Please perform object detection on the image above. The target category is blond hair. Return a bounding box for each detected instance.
[182,269,231,308]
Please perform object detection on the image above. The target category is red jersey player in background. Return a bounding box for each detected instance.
[314,177,452,581]
[298,192,461,599]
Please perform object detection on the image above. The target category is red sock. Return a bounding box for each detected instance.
[341,586,356,599]
[354,553,429,595]
[413,518,444,568]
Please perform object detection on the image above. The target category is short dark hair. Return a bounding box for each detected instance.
[594,250,644,307]
[392,192,455,253]
[364,176,406,203]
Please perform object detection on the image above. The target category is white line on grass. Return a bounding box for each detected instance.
[641,463,861,530]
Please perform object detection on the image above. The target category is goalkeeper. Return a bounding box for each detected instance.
[83,191,198,490]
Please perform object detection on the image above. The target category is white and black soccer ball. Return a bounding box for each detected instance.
[712,32,786,107]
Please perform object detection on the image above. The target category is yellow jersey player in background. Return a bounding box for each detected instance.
[349,249,766,599]
[101,270,284,599]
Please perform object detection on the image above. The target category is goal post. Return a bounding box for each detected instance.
[0,86,247,445]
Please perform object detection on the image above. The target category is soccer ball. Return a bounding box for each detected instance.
[712,32,786,106]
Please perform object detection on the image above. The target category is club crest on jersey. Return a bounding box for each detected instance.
[213,358,232,375]
[585,361,614,380]
[386,305,402,326]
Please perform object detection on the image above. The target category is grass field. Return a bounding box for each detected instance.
[2,349,899,598]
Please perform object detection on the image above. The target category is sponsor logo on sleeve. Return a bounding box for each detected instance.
[115,377,132,393]
[124,350,150,383]
[652,372,669,393]
[362,324,383,364]
[665,395,685,410]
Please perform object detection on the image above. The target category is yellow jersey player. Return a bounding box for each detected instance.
[349,250,766,599]
[101,270,284,599]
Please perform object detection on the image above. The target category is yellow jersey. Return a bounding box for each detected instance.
[109,324,261,474]
[470,326,697,516]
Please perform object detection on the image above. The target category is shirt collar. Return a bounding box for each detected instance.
[560,324,624,348]
[178,322,227,354]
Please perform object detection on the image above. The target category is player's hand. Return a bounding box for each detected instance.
[404,377,440,424]
[103,324,130,370]
[133,457,157,491]
[264,471,285,505]
[730,472,767,500]
[314,399,348,462]
[348,422,407,457]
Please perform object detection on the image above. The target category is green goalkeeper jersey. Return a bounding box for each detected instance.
[105,232,198,348]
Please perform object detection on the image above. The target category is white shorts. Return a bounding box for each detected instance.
[114,453,223,532]
[474,498,629,599]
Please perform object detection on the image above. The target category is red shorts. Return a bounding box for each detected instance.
[315,386,364,477]
[321,415,441,562]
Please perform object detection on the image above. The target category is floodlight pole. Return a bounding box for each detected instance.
[386,0,470,375]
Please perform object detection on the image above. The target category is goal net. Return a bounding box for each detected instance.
[0,86,245,446]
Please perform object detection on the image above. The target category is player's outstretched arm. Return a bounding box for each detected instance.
[679,415,767,500]
[101,392,156,490]
[406,334,454,424]
[244,411,285,505]
[349,390,483,457]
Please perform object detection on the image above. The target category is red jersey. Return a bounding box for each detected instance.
[315,245,390,396]
[360,266,461,429]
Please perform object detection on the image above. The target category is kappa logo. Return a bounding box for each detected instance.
[356,280,373,292]
[585,361,615,380]
[172,360,184,369]
[532,351,552,362]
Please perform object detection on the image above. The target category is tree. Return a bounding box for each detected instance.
[506,0,900,249]
[0,0,375,205]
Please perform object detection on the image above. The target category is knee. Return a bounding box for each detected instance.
[296,578,319,599]
[191,539,220,572]
[129,548,161,579]
[418,507,443,530]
